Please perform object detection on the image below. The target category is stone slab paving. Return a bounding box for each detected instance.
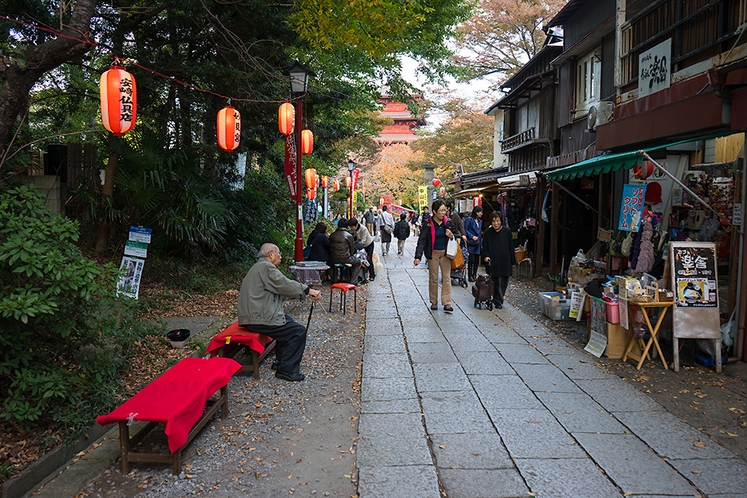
[356,237,744,497]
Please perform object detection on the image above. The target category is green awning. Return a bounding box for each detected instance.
[545,133,734,181]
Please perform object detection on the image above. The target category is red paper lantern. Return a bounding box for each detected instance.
[432,178,441,187]
[634,160,655,180]
[278,102,295,135]
[439,186,446,197]
[216,106,241,152]
[473,196,482,208]
[345,176,351,188]
[100,65,137,136]
[304,168,316,189]
[332,179,340,192]
[301,129,313,155]
[321,175,329,188]
[307,188,316,200]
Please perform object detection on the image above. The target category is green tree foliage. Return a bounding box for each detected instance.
[0,185,156,433]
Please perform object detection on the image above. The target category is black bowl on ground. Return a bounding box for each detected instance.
[167,329,190,347]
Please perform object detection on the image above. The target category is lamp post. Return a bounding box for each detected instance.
[347,159,356,219]
[283,61,315,262]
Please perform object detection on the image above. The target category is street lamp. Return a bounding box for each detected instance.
[347,159,356,219]
[283,61,315,262]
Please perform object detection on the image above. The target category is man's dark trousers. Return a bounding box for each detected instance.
[241,315,307,374]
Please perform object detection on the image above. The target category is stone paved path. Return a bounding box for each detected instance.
[357,236,747,498]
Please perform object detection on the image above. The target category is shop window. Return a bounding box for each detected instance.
[574,48,602,118]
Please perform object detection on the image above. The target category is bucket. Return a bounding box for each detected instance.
[514,249,527,261]
[606,301,619,324]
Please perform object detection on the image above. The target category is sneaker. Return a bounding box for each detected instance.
[443,305,454,313]
[275,371,305,382]
[430,304,438,311]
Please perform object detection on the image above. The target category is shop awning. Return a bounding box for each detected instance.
[545,133,733,181]
[455,172,537,198]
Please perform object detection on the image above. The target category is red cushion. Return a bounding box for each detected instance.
[331,283,357,291]
[206,321,273,354]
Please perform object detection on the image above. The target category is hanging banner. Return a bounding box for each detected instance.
[284,134,298,202]
[418,186,428,211]
[352,167,360,191]
[304,199,318,223]
[618,184,646,232]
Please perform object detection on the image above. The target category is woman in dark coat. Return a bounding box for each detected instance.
[481,212,516,309]
[464,205,483,282]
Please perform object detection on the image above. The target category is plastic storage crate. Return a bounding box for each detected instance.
[538,292,570,320]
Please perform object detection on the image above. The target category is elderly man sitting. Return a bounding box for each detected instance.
[238,243,322,382]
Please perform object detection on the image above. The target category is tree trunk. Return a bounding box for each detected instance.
[0,0,98,157]
[95,139,119,254]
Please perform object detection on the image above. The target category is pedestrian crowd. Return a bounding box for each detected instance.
[241,201,517,381]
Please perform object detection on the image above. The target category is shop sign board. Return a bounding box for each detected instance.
[618,184,646,232]
[671,242,718,308]
[669,241,720,341]
[639,38,671,98]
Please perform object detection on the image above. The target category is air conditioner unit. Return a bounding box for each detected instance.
[587,101,614,130]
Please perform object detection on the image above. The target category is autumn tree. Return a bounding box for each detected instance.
[365,144,425,208]
[452,0,567,82]
[411,95,494,179]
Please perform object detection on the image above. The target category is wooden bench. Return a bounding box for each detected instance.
[96,357,242,474]
[207,321,276,380]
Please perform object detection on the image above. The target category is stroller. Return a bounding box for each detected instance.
[449,243,469,289]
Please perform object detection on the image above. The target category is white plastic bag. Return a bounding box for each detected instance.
[446,238,458,259]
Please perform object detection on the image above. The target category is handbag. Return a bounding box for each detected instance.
[446,238,458,259]
[382,224,393,235]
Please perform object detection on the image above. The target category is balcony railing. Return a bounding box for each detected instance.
[620,0,747,87]
[500,128,536,152]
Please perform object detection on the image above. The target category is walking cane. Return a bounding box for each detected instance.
[305,301,315,333]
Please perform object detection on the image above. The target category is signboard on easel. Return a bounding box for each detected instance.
[669,241,721,372]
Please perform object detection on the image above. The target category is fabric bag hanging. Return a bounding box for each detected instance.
[446,237,458,259]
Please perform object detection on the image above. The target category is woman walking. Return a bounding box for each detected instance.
[482,212,516,309]
[414,200,456,313]
[464,206,483,282]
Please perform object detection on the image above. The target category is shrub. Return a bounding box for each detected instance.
[0,185,154,435]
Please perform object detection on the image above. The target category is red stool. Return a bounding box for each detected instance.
[329,283,357,315]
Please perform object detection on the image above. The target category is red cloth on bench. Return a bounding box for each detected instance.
[206,321,273,355]
[96,357,241,453]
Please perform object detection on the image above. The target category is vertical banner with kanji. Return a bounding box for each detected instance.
[283,134,297,202]
[618,184,647,232]
[418,186,428,212]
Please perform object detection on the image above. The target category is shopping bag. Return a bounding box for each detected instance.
[446,238,458,259]
[450,243,465,269]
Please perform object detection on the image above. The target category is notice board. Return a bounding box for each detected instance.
[669,241,720,340]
